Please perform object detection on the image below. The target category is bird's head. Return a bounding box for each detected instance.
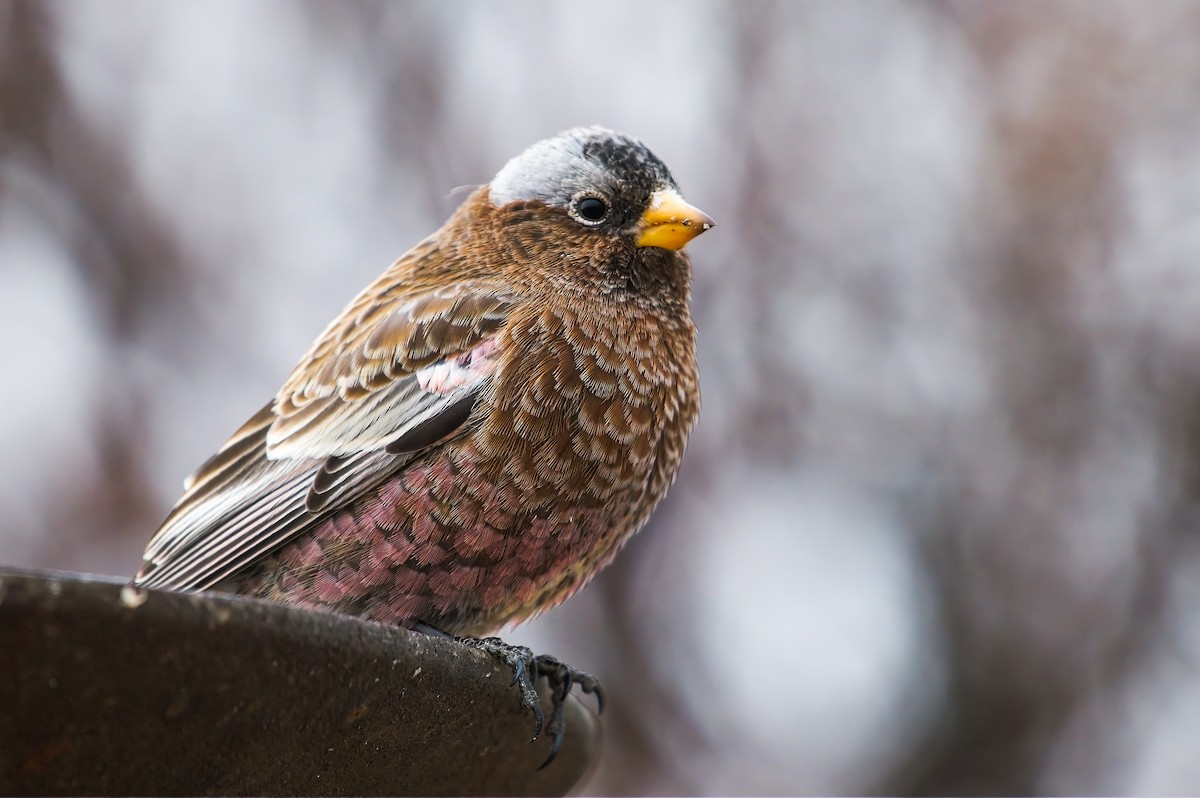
[482,126,714,301]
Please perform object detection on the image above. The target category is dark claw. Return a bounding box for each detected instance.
[529,652,604,769]
[448,635,604,768]
[537,659,576,769]
[451,635,545,738]
[547,677,568,761]
[509,652,526,686]
[529,693,545,740]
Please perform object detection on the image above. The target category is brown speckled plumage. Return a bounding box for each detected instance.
[135,127,711,639]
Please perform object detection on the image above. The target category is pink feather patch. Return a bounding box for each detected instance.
[415,337,501,395]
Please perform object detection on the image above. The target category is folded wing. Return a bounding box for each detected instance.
[136,278,516,591]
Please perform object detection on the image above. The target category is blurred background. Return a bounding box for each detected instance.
[4,0,1200,793]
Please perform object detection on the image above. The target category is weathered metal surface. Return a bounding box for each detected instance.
[0,568,598,796]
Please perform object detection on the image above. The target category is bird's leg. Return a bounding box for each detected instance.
[412,623,604,768]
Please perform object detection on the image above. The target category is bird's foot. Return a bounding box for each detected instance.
[525,651,605,768]
[452,635,604,768]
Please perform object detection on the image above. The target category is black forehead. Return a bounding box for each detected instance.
[582,134,677,190]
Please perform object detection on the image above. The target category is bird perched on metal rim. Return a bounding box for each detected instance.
[133,126,713,764]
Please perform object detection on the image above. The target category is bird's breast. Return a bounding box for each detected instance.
[474,301,697,509]
[404,299,698,631]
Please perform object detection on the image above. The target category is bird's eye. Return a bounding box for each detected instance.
[574,196,609,224]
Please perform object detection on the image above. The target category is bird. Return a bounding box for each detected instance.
[133,126,713,763]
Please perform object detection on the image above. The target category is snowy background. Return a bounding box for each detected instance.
[4,1,1200,793]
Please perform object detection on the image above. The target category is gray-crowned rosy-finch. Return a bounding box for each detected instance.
[134,126,712,761]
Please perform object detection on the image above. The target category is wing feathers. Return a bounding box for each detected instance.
[266,286,515,458]
[136,276,517,592]
[385,389,477,455]
[304,450,399,514]
[139,462,315,588]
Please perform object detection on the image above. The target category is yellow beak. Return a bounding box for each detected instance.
[636,189,715,250]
